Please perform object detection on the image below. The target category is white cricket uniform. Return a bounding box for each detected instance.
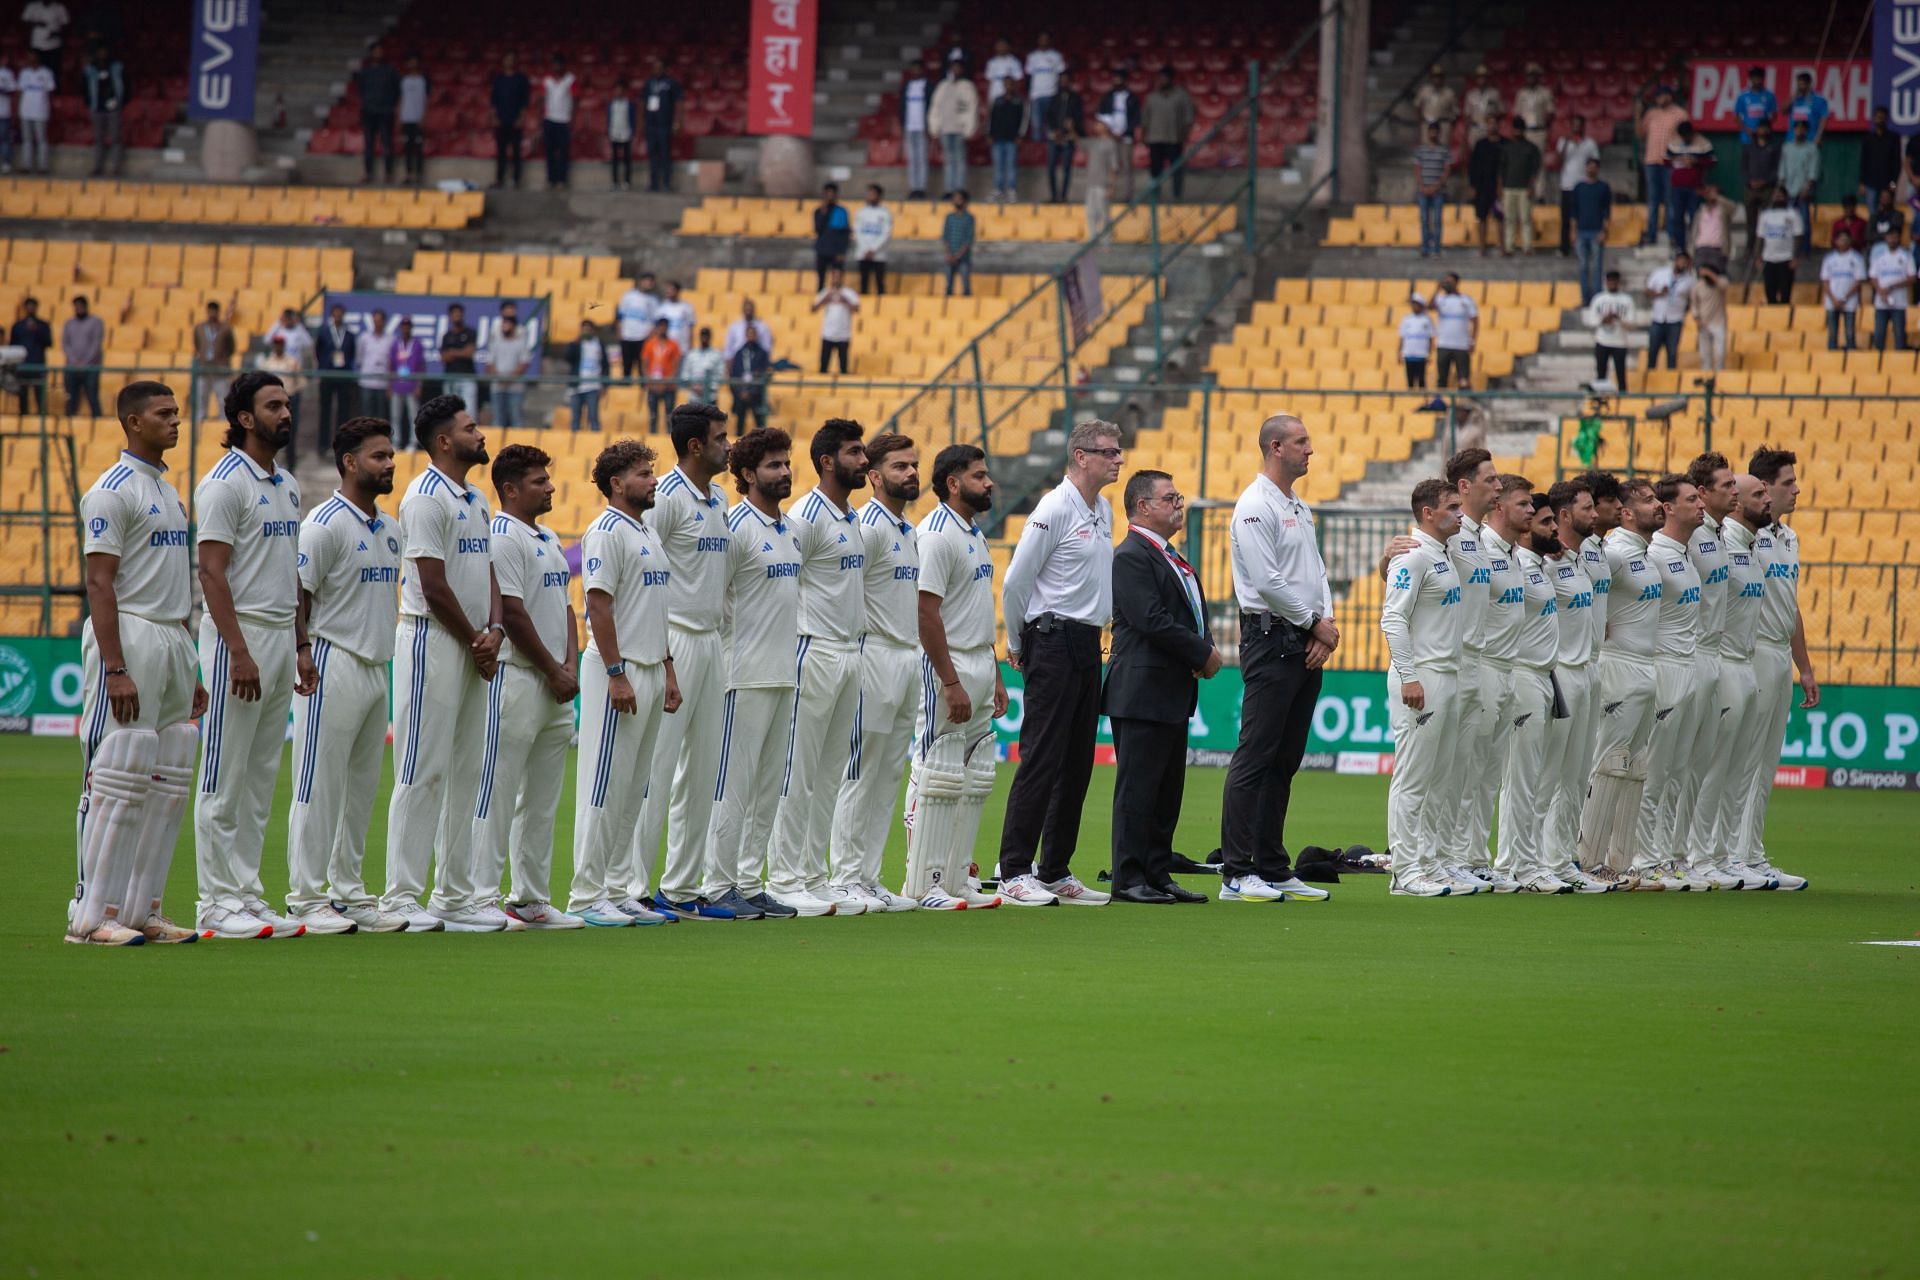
[193,448,303,919]
[1701,518,1769,867]
[703,501,804,899]
[1441,513,1494,867]
[1580,527,1664,872]
[769,487,867,899]
[630,466,731,904]
[1677,513,1731,871]
[1543,549,1598,872]
[286,494,401,913]
[473,513,575,908]
[1633,530,1703,870]
[1459,523,1525,867]
[384,464,496,914]
[902,503,999,899]
[830,498,922,890]
[1742,520,1800,864]
[1494,545,1560,881]
[570,508,672,911]
[1379,530,1464,882]
[73,451,198,933]
[1579,533,1611,663]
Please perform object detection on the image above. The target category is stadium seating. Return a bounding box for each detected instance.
[1324,202,1877,256]
[677,196,1237,245]
[0,6,192,152]
[0,179,482,230]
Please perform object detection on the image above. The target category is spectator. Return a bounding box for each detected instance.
[388,317,426,439]
[1413,121,1451,258]
[723,299,774,363]
[567,319,611,432]
[1083,118,1115,238]
[192,300,236,419]
[543,54,575,189]
[642,56,680,192]
[1691,261,1728,372]
[1143,68,1195,198]
[21,0,65,75]
[1822,229,1866,350]
[680,326,726,403]
[398,54,428,185]
[10,296,51,413]
[942,188,976,296]
[1860,106,1901,204]
[636,318,678,430]
[1733,66,1778,143]
[1499,116,1541,256]
[1413,64,1457,134]
[1664,120,1713,249]
[1398,292,1435,388]
[1045,71,1086,202]
[1635,85,1687,247]
[1754,187,1803,304]
[812,266,859,374]
[1096,71,1141,201]
[356,45,400,184]
[259,335,307,458]
[353,308,395,435]
[1644,250,1694,370]
[1464,65,1503,147]
[1869,187,1905,257]
[1467,121,1503,256]
[490,52,530,189]
[315,304,358,445]
[1431,272,1478,388]
[813,182,852,284]
[727,329,772,434]
[1786,71,1829,145]
[1780,120,1820,256]
[1571,157,1613,304]
[1584,270,1634,389]
[1025,33,1065,142]
[59,294,102,416]
[853,184,893,294]
[1555,115,1599,257]
[1870,226,1914,351]
[985,38,1023,101]
[616,272,660,378]
[929,62,979,197]
[656,279,695,351]
[606,76,636,191]
[0,56,15,174]
[901,63,932,198]
[1514,64,1555,202]
[1739,120,1783,263]
[1833,194,1867,253]
[486,310,533,425]
[17,50,52,174]
[79,42,121,177]
[439,303,477,409]
[267,306,313,367]
[1689,180,1733,275]
[987,80,1027,203]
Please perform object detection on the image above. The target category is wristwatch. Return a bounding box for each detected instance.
[488,622,506,636]
[605,661,626,677]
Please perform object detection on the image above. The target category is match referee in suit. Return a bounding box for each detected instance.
[1104,471,1221,903]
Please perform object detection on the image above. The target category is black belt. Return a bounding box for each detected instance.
[1239,610,1308,636]
[1027,612,1100,636]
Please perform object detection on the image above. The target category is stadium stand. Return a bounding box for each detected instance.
[0,179,483,230]
[1325,203,1872,258]
[677,196,1236,244]
[0,6,190,151]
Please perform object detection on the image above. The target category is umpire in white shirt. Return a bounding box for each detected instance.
[995,420,1124,907]
[1218,415,1335,903]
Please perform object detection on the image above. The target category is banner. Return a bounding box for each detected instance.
[1689,59,1873,132]
[188,0,261,123]
[748,0,817,136]
[1874,0,1920,133]
[321,293,546,375]
[0,637,86,734]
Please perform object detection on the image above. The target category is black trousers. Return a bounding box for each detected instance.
[814,251,843,289]
[1219,619,1322,882]
[1404,356,1427,388]
[402,123,425,179]
[64,370,102,416]
[1559,189,1576,254]
[1110,716,1189,890]
[819,339,849,373]
[1048,140,1075,200]
[999,618,1103,882]
[610,139,632,186]
[1594,344,1628,388]
[362,112,395,177]
[619,340,643,377]
[318,380,358,451]
[858,259,887,294]
[646,123,673,189]
[494,124,522,185]
[1436,347,1471,388]
[544,120,571,187]
[1148,142,1183,196]
[1763,260,1794,304]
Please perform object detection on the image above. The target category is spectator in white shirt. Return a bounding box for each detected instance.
[487,312,535,425]
[606,76,636,190]
[984,38,1023,100]
[1821,229,1866,350]
[21,1,66,66]
[1556,115,1600,257]
[679,326,726,402]
[655,279,695,351]
[615,273,660,377]
[812,267,859,374]
[1583,269,1635,389]
[1430,272,1478,388]
[17,49,54,174]
[399,55,429,184]
[1398,293,1436,388]
[355,309,398,430]
[852,183,893,295]
[542,53,575,190]
[1643,250,1694,370]
[900,63,932,198]
[1754,187,1803,305]
[722,299,774,362]
[1024,33,1065,142]
[1870,226,1915,352]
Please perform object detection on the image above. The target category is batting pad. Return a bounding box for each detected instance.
[72,727,157,935]
[123,723,197,928]
[1580,746,1645,874]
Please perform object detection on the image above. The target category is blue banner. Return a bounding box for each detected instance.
[188,0,261,123]
[1874,0,1920,134]
[321,293,547,375]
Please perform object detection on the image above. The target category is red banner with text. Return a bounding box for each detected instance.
[1689,59,1873,132]
[748,0,817,136]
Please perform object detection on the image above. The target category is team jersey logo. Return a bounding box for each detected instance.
[387,536,400,554]
[88,517,107,536]
[1392,567,1412,590]
[587,557,603,573]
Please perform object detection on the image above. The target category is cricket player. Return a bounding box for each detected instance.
[69,380,206,945]
[1539,479,1611,892]
[1705,475,1782,887]
[1740,448,1813,890]
[768,419,872,917]
[473,444,585,929]
[1379,478,1466,897]
[1674,452,1747,889]
[1578,477,1665,884]
[568,440,680,927]
[1462,475,1531,893]
[384,396,508,932]
[286,419,411,934]
[629,402,741,921]
[703,428,808,918]
[902,444,1007,910]
[1494,480,1573,892]
[828,433,924,912]
[194,371,314,937]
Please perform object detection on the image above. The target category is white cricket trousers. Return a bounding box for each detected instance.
[1449,652,1514,867]
[1385,666,1459,881]
[286,639,389,913]
[1740,640,1795,866]
[770,635,862,898]
[1543,661,1596,874]
[1694,653,1767,867]
[1494,663,1557,881]
[1632,654,1702,871]
[568,659,666,911]
[473,662,575,907]
[194,615,296,918]
[1674,646,1725,870]
[630,625,724,903]
[831,636,919,889]
[384,615,490,913]
[704,684,795,899]
[1580,650,1657,873]
[902,647,998,899]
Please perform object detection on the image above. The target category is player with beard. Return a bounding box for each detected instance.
[1539,479,1612,891]
[1492,481,1574,892]
[1674,452,1750,889]
[1740,448,1813,890]
[1705,474,1784,887]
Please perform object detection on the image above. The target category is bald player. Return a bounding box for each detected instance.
[1674,452,1746,889]
[1496,480,1574,893]
[1706,475,1782,888]
[1539,479,1611,892]
[1740,447,1813,890]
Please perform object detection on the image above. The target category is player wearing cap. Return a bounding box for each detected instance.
[1494,480,1574,892]
[1740,448,1813,890]
[1706,475,1783,887]
[1674,453,1748,889]
[1538,479,1611,892]
[286,419,412,933]
[194,371,314,938]
[829,433,924,912]
[69,381,207,945]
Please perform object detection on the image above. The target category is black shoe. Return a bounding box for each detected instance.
[746,891,797,919]
[1168,851,1221,876]
[1114,884,1177,904]
[1152,881,1210,904]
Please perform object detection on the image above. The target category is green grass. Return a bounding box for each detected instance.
[1,734,1916,1277]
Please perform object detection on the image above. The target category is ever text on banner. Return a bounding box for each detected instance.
[1689,59,1872,132]
[1873,0,1920,134]
[748,0,818,137]
[188,0,261,124]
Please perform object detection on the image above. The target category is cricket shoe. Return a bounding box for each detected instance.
[820,885,870,916]
[1479,868,1523,894]
[336,901,410,932]
[1633,862,1692,891]
[1269,875,1331,902]
[839,883,892,913]
[767,890,837,917]
[1749,858,1807,891]
[1722,861,1776,891]
[429,903,509,932]
[1518,874,1573,894]
[654,895,733,921]
[504,902,585,930]
[1689,862,1744,891]
[1388,873,1452,897]
[1586,866,1631,891]
[138,911,203,943]
[744,892,799,919]
[397,905,446,932]
[287,904,359,935]
[1439,866,1486,895]
[1219,875,1286,902]
[1041,874,1110,906]
[996,874,1060,906]
[244,897,308,938]
[1665,862,1717,892]
[199,906,275,939]
[861,882,919,912]
[612,897,676,925]
[710,888,766,920]
[1557,867,1613,894]
[66,916,145,945]
[577,899,634,927]
[918,888,968,910]
[960,888,1002,908]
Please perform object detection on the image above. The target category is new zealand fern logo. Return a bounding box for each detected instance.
[0,644,35,716]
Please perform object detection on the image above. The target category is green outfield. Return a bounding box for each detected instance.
[1,734,1915,1277]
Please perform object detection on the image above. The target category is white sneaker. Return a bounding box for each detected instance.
[862,882,919,913]
[428,903,506,932]
[997,874,1060,906]
[1558,867,1612,894]
[769,890,837,917]
[398,904,446,931]
[577,899,635,927]
[199,906,275,939]
[140,912,203,943]
[1691,862,1743,891]
[1723,860,1775,891]
[1587,865,1631,891]
[960,888,1002,909]
[336,901,411,932]
[1480,868,1522,893]
[244,897,308,938]
[1389,873,1452,897]
[1666,861,1715,892]
[504,901,586,930]
[1041,874,1110,906]
[1750,858,1807,890]
[821,885,870,916]
[918,888,968,910]
[1518,874,1573,894]
[289,903,359,935]
[613,897,675,925]
[1269,875,1331,902]
[1219,875,1286,902]
[1440,866,1486,895]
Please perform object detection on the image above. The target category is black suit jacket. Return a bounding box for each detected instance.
[1102,529,1212,725]
[315,322,356,374]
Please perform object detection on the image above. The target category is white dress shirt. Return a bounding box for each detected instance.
[1228,472,1331,625]
[1001,479,1114,654]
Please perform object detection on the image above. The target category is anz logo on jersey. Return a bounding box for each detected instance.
[1440,586,1461,606]
[1468,566,1491,585]
[1765,561,1798,582]
[1740,581,1764,598]
[1567,591,1593,610]
[1676,586,1701,605]
[1496,586,1524,605]
[1637,583,1662,601]
[1703,564,1729,586]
